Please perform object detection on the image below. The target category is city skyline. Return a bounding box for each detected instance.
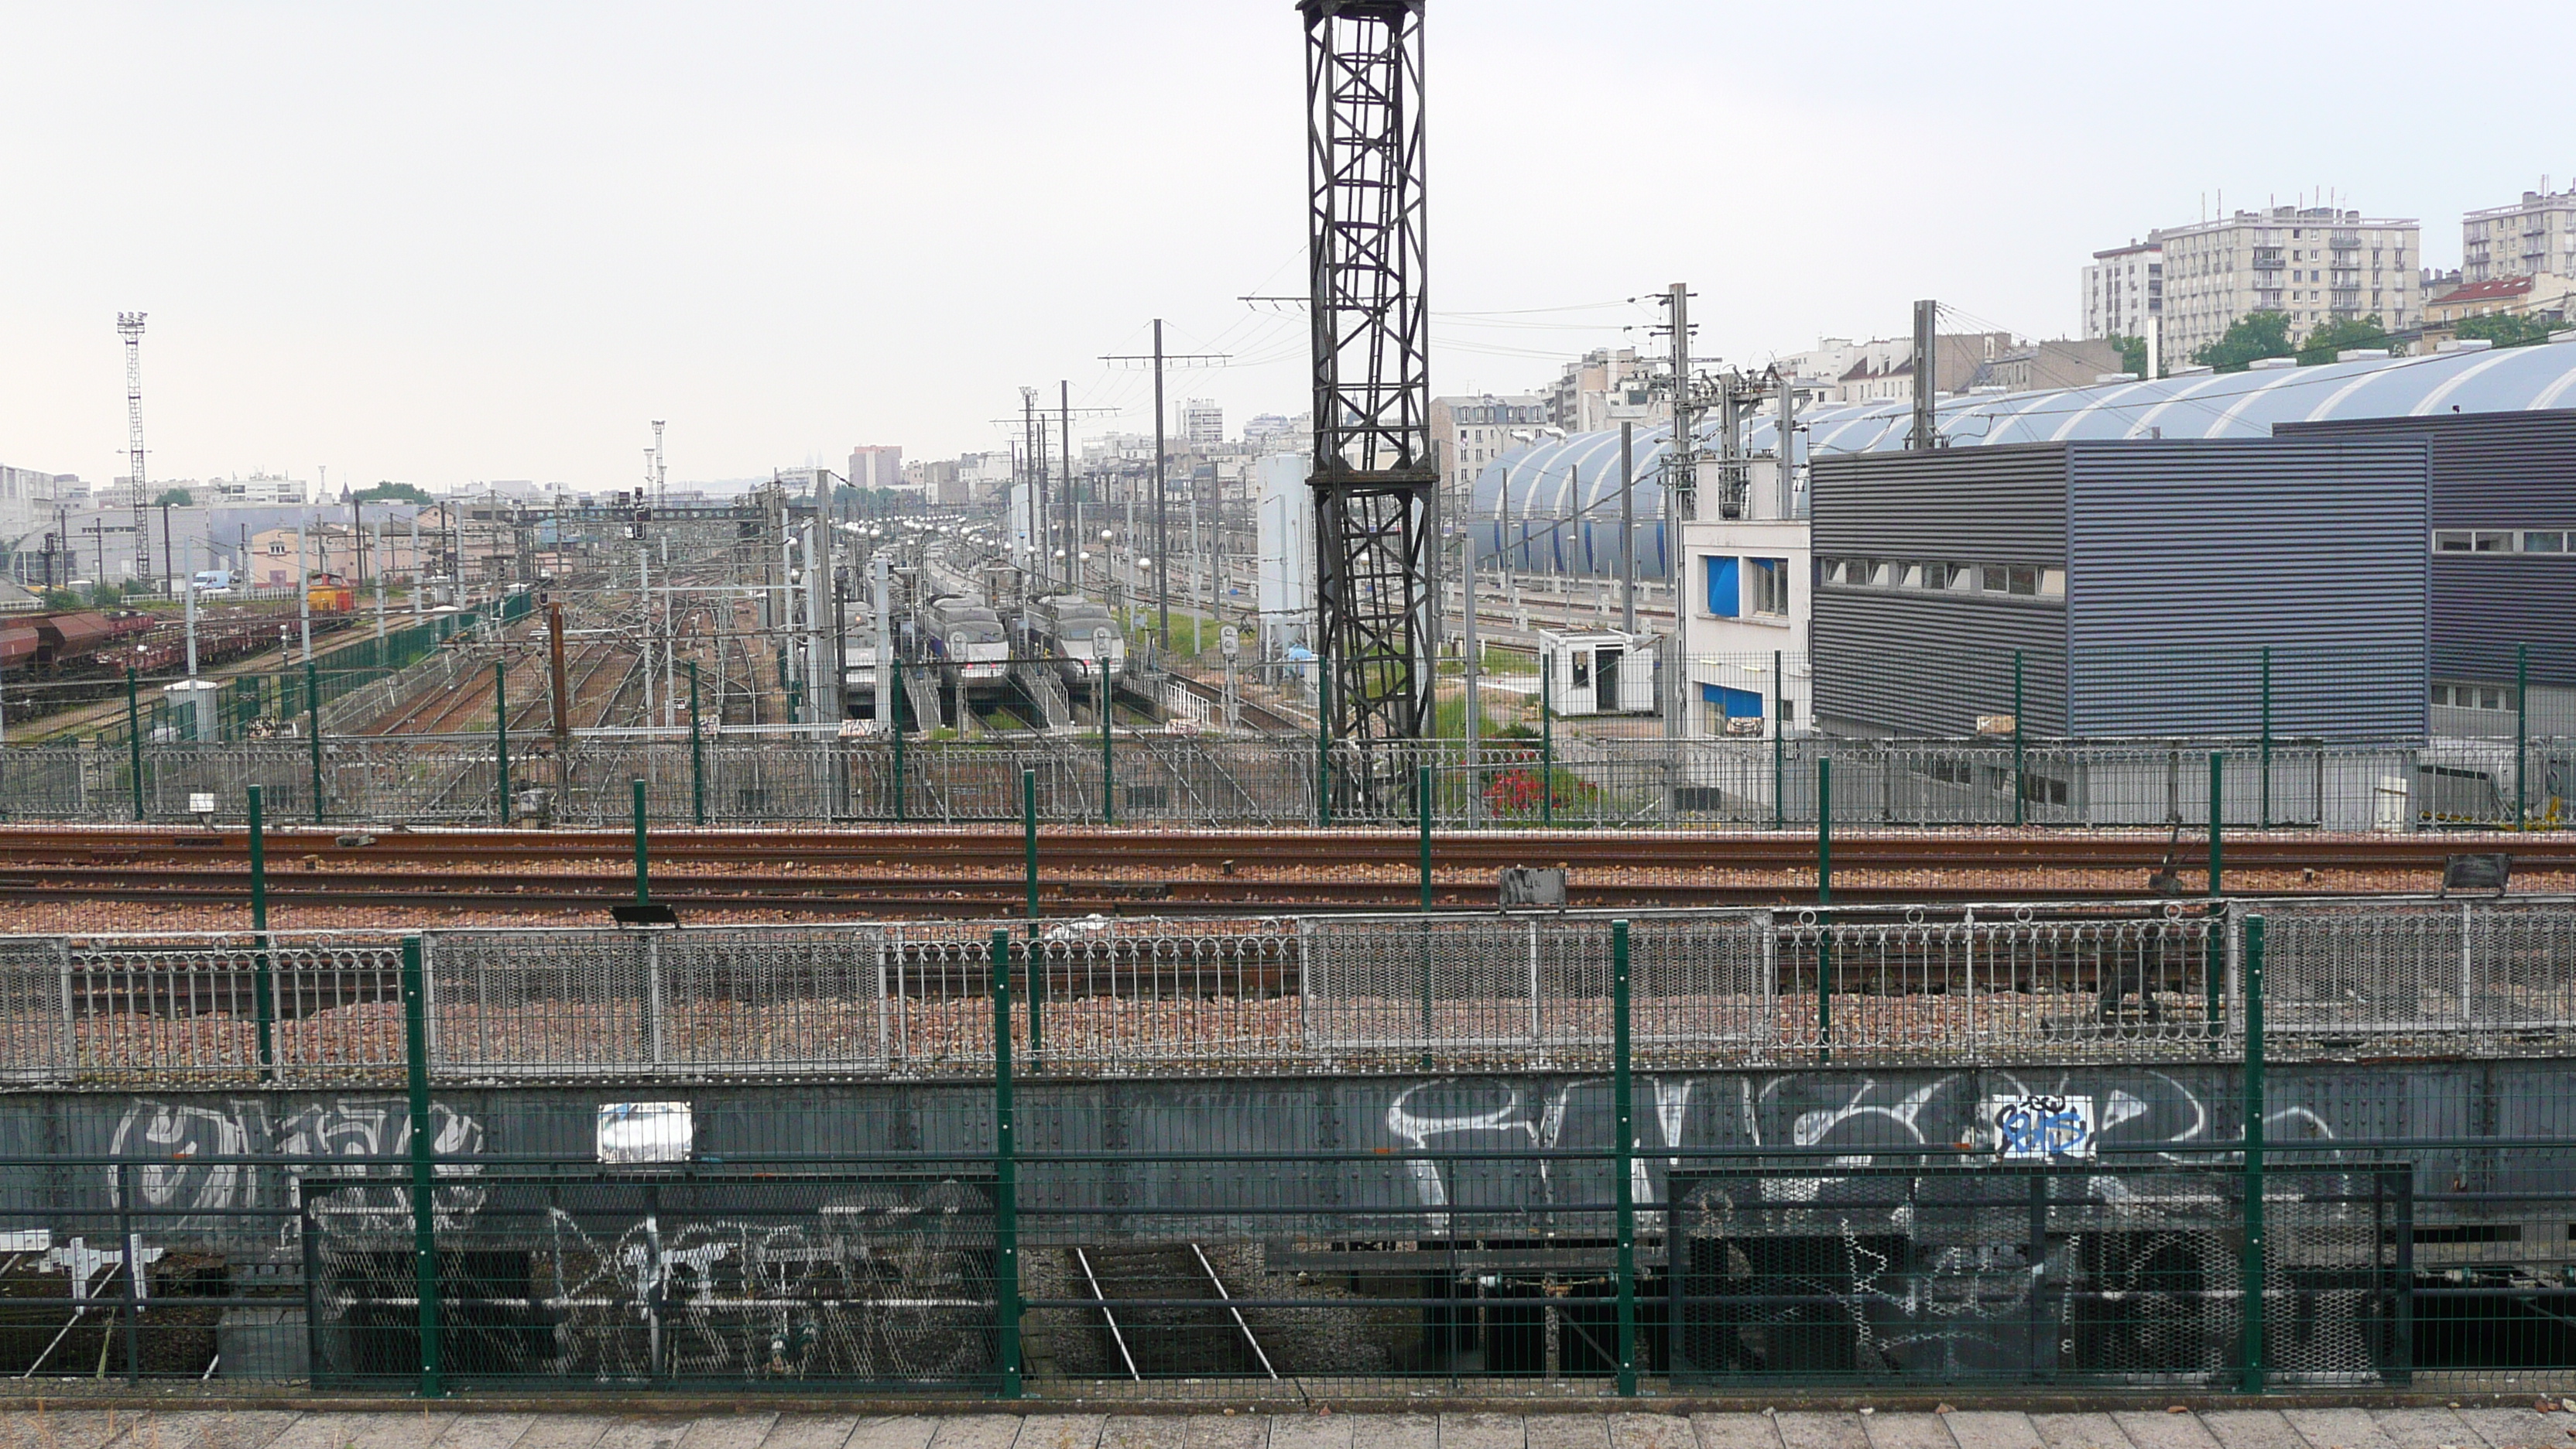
[4,1,2572,487]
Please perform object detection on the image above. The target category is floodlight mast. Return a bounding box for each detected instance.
[1303,0,1434,810]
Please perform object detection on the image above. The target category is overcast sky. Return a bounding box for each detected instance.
[4,2,2571,492]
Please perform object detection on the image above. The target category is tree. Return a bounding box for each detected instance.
[2298,314,2389,365]
[351,481,433,505]
[2456,312,2564,348]
[2191,311,2297,373]
[150,487,193,507]
[2107,334,2150,379]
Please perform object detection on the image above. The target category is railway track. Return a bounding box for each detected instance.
[0,825,2560,917]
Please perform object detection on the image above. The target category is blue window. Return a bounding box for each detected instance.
[1704,556,1738,617]
[1701,683,1764,718]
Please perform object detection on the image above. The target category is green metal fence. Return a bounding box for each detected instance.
[14,904,2576,1395]
[5,729,2571,831]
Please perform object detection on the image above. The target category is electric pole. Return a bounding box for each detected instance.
[1910,298,1938,450]
[1099,321,1225,646]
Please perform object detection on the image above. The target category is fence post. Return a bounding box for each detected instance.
[493,662,511,824]
[400,935,446,1399]
[989,927,1023,1399]
[2208,751,2224,895]
[1771,647,1784,831]
[2239,913,2266,1394]
[1100,670,1115,825]
[1418,765,1434,910]
[1541,667,1554,826]
[1023,769,1044,1066]
[689,660,706,826]
[249,784,276,1075]
[305,659,324,823]
[1817,755,1833,1064]
[117,1160,140,1381]
[631,778,650,904]
[2516,642,2529,830]
[2259,646,2273,830]
[2012,649,2025,827]
[1612,917,1636,1396]
[1023,769,1040,921]
[125,666,145,820]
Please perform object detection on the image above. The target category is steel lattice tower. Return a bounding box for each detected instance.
[117,312,149,591]
[1303,0,1433,786]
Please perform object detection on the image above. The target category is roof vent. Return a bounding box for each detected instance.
[2094,372,2139,383]
[2551,329,2576,345]
[2168,364,2215,377]
[2248,355,2299,369]
[2439,338,2495,353]
[2337,348,2393,362]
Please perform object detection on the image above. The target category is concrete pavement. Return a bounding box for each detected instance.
[0,1408,2568,1449]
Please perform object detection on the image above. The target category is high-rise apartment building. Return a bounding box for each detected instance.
[1179,399,1222,448]
[2465,185,2576,283]
[2080,241,2163,341]
[2108,206,2418,365]
[1543,348,1659,433]
[848,445,904,492]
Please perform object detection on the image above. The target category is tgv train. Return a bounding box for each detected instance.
[917,594,1012,697]
[1024,594,1126,688]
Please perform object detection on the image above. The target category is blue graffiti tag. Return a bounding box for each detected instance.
[1989,1093,2095,1160]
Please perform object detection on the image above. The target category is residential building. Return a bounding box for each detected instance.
[1964,338,2126,392]
[2081,240,2163,342]
[1429,393,1550,503]
[245,522,429,587]
[1543,348,1658,433]
[1776,332,2012,404]
[203,473,310,506]
[2463,184,2576,284]
[2423,273,2576,326]
[2148,206,2420,363]
[1242,413,1303,454]
[1179,399,1222,448]
[848,446,904,492]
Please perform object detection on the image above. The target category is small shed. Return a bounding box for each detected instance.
[1539,629,1658,716]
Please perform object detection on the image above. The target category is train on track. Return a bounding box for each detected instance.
[916,594,1011,697]
[1023,592,1127,689]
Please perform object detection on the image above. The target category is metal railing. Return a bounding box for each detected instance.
[8,728,2568,830]
[5,899,2573,1086]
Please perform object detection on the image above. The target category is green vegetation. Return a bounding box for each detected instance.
[1430,690,1514,740]
[149,487,193,507]
[351,481,434,505]
[2108,334,2150,379]
[2297,314,2389,365]
[2191,311,2297,372]
[2457,313,2567,348]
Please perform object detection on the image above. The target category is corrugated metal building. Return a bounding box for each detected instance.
[2273,409,2576,720]
[1810,438,2430,740]
[1473,340,2576,581]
